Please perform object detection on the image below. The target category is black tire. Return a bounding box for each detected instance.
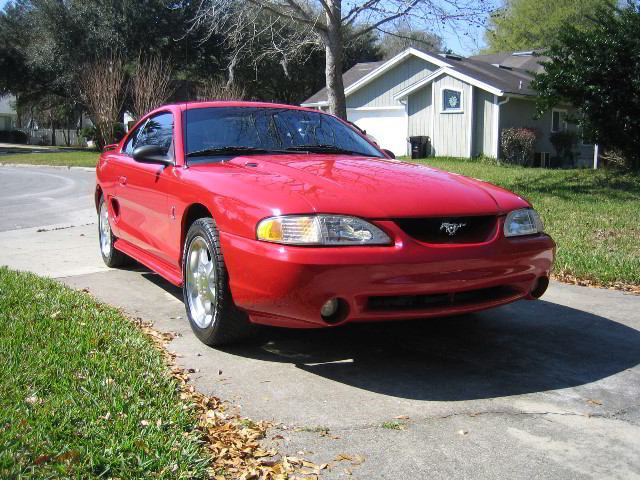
[182,217,257,346]
[98,194,129,268]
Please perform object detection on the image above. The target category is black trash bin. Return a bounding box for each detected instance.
[409,136,430,159]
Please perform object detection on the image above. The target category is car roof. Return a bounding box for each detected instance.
[162,100,322,113]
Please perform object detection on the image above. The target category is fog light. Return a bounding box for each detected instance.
[321,298,339,318]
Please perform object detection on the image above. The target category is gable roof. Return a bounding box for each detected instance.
[301,61,385,106]
[469,50,550,74]
[301,48,549,107]
[301,47,450,106]
[428,56,538,96]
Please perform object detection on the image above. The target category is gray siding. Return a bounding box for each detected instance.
[473,89,496,157]
[346,56,438,109]
[0,115,14,131]
[408,85,432,137]
[431,76,471,157]
[500,98,551,150]
[0,95,16,115]
[499,98,592,166]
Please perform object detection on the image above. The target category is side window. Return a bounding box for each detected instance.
[122,127,140,156]
[551,109,567,133]
[136,112,174,155]
[122,112,174,156]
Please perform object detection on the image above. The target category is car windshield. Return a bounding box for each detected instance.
[184,107,383,163]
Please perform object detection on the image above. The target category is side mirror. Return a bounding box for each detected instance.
[382,149,396,159]
[132,145,173,166]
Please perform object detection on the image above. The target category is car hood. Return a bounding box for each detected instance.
[221,155,528,218]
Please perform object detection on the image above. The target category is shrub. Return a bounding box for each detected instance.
[0,130,29,144]
[80,123,125,151]
[500,127,539,166]
[530,3,640,170]
[549,130,579,166]
[599,147,634,170]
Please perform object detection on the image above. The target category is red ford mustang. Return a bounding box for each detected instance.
[95,101,555,346]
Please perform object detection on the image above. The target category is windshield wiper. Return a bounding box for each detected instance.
[285,144,375,156]
[187,146,275,157]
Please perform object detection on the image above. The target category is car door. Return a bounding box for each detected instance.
[114,111,175,263]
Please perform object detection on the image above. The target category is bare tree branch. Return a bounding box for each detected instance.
[131,54,175,119]
[197,77,246,100]
[78,53,127,148]
[347,0,420,40]
[189,0,493,119]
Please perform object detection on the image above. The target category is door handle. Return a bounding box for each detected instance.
[119,176,127,186]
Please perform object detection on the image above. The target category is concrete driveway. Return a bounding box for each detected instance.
[1,165,639,479]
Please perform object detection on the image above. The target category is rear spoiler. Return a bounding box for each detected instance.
[103,144,118,152]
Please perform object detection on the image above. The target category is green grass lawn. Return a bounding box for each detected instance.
[406,157,640,288]
[0,150,98,167]
[0,267,209,478]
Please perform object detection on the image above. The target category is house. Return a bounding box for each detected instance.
[301,48,593,166]
[0,95,17,131]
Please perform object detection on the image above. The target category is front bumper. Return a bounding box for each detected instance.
[219,220,555,328]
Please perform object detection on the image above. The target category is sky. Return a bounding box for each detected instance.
[438,24,488,56]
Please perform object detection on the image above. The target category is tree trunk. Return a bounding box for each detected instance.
[50,113,56,147]
[324,0,347,119]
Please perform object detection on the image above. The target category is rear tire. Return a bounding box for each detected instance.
[98,194,129,268]
[182,217,256,346]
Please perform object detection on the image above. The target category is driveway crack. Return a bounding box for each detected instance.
[289,407,639,434]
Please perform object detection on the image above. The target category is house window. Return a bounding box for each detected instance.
[442,88,462,113]
[578,118,591,146]
[534,152,550,168]
[551,109,567,132]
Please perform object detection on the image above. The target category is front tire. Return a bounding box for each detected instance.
[182,217,256,346]
[98,194,128,268]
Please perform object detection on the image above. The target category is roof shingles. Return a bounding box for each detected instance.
[301,61,385,105]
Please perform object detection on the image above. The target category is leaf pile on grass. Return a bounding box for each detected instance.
[0,267,323,479]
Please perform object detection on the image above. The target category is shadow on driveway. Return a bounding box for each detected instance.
[227,301,640,401]
[142,268,640,402]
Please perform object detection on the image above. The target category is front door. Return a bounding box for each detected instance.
[114,111,175,263]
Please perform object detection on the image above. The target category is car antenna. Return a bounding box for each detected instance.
[183,28,189,169]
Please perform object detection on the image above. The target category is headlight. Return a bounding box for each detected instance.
[256,215,391,245]
[504,208,544,237]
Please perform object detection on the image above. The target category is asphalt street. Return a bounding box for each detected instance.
[0,165,95,231]
[1,165,639,479]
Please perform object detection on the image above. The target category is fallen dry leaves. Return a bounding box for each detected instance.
[552,272,640,295]
[333,454,365,466]
[129,315,325,479]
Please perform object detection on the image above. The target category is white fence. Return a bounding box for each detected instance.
[19,128,87,147]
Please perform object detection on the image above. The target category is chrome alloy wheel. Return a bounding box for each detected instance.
[99,200,111,257]
[185,236,217,328]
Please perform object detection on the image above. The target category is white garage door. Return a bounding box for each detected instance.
[347,109,407,157]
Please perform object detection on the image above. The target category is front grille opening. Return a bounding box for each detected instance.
[394,215,498,244]
[366,286,521,312]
